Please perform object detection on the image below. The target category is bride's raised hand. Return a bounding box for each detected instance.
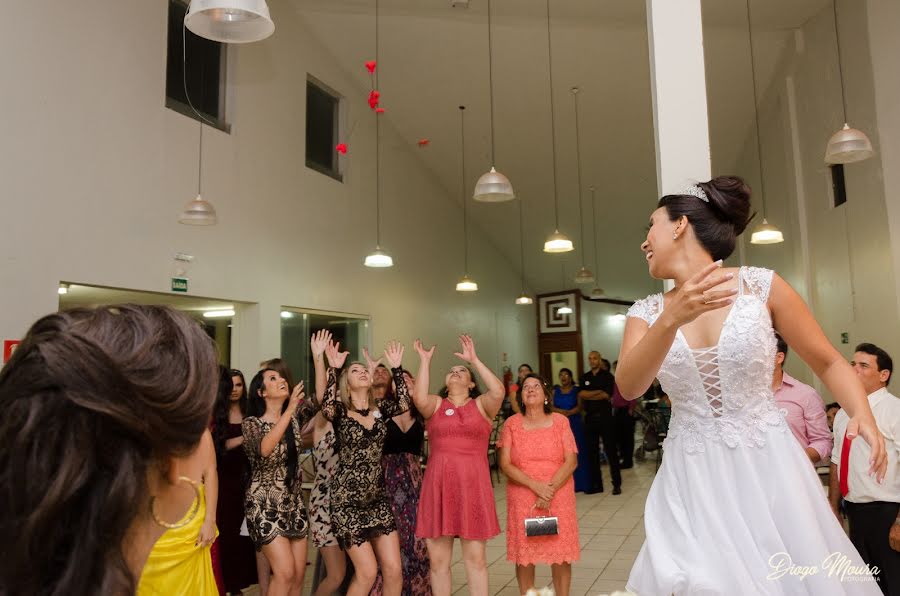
[661,260,737,328]
[846,415,888,482]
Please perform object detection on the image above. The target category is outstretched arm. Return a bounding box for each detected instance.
[770,274,886,481]
[197,430,218,547]
[381,341,411,417]
[413,339,442,419]
[310,329,332,406]
[260,381,305,457]
[455,335,504,420]
[321,340,349,422]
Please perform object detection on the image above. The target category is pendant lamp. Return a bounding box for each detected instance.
[185,0,275,44]
[571,87,594,283]
[364,0,393,268]
[541,0,573,254]
[514,193,533,304]
[456,107,478,292]
[744,0,783,245]
[823,0,873,164]
[180,122,217,225]
[473,0,515,202]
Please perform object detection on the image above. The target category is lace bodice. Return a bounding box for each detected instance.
[627,267,787,453]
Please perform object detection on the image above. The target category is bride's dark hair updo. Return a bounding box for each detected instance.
[658,175,756,261]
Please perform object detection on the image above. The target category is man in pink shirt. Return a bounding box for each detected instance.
[772,333,833,464]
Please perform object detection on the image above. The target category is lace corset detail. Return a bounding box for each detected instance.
[627,267,787,453]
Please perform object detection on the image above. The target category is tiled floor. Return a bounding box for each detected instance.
[246,458,658,595]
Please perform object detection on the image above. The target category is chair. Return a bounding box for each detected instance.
[487,416,503,485]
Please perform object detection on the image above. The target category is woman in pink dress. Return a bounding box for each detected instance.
[412,335,505,596]
[498,374,579,596]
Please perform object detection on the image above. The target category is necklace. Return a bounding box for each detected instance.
[354,407,371,417]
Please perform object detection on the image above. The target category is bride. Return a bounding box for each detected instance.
[616,176,887,595]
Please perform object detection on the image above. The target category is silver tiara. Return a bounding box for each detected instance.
[682,185,709,202]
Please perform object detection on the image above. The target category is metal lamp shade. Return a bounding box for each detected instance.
[750,219,784,245]
[456,275,478,292]
[574,266,595,284]
[185,0,275,43]
[543,230,574,253]
[179,194,218,225]
[590,287,605,299]
[473,167,515,202]
[515,293,533,305]
[364,247,394,268]
[824,124,874,164]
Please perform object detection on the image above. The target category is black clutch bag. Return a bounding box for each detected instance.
[524,506,559,537]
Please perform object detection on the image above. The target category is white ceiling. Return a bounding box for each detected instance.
[288,0,830,300]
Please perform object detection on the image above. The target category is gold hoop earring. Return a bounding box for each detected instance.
[150,476,201,529]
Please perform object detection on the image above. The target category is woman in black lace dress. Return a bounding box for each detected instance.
[322,340,411,596]
[242,367,312,596]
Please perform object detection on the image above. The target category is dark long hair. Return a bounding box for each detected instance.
[247,368,299,490]
[212,366,234,463]
[438,366,482,399]
[0,305,218,596]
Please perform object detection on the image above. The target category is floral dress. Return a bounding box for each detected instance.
[322,366,411,549]
[309,428,339,548]
[242,406,311,549]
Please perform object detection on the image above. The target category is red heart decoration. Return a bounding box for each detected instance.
[375,108,385,113]
[368,90,381,109]
[365,61,377,74]
[335,143,348,155]
[417,139,430,147]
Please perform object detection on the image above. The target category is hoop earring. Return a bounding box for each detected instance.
[150,476,201,529]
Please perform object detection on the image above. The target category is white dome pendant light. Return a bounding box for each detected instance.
[456,106,478,292]
[541,0,573,254]
[473,0,515,202]
[744,0,783,245]
[823,0,873,164]
[185,0,275,44]
[179,122,218,225]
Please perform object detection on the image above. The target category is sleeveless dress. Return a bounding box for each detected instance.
[626,267,880,595]
[215,422,257,592]
[137,485,219,596]
[322,366,411,549]
[416,398,501,540]
[553,385,591,492]
[309,428,339,548]
[497,413,580,566]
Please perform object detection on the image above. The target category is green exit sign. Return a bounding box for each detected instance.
[171,277,188,293]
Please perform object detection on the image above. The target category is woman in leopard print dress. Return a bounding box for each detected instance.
[322,340,410,596]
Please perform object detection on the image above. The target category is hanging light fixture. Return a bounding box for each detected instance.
[473,0,515,202]
[555,265,572,313]
[185,0,274,44]
[180,122,218,225]
[585,185,605,297]
[823,0,873,164]
[514,194,533,304]
[743,0,784,245]
[541,0,573,254]
[570,87,594,283]
[365,0,393,268]
[456,106,478,292]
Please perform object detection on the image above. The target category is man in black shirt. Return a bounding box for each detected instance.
[579,351,622,494]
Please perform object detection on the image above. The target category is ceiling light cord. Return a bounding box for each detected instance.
[487,0,497,165]
[573,88,586,264]
[545,0,560,230]
[459,106,469,274]
[745,0,769,218]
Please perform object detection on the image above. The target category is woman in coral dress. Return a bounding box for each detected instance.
[412,335,505,596]
[499,374,579,596]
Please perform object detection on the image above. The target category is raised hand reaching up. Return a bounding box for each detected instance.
[414,339,436,362]
[453,334,480,365]
[325,341,349,369]
[310,329,331,359]
[363,346,383,377]
[384,340,404,369]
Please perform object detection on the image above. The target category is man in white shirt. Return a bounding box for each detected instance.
[830,343,900,595]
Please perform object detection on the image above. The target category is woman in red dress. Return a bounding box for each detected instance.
[412,335,505,596]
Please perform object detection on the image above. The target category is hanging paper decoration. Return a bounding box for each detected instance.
[365,61,377,74]
[417,139,430,147]
[368,90,381,110]
[375,107,385,113]
[336,143,348,155]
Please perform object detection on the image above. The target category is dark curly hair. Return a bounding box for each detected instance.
[516,373,553,415]
[0,305,218,595]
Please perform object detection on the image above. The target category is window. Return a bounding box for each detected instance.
[306,77,342,181]
[166,0,228,130]
[831,164,847,207]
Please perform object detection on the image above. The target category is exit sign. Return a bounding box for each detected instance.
[171,277,188,293]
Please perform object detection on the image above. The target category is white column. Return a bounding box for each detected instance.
[646,0,712,196]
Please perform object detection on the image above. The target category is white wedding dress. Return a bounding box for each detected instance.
[625,267,880,595]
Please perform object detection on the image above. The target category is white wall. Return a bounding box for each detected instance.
[0,1,537,382]
[705,2,900,392]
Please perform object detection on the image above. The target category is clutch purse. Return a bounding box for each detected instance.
[524,506,559,537]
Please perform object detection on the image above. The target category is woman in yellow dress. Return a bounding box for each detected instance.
[138,430,220,596]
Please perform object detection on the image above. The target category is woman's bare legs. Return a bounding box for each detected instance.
[425,537,454,596]
[515,564,536,594]
[371,531,403,596]
[256,551,271,596]
[345,542,379,595]
[260,537,297,596]
[460,538,489,596]
[551,562,571,596]
[288,538,308,595]
[313,544,346,596]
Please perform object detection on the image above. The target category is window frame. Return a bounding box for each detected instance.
[305,75,344,182]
